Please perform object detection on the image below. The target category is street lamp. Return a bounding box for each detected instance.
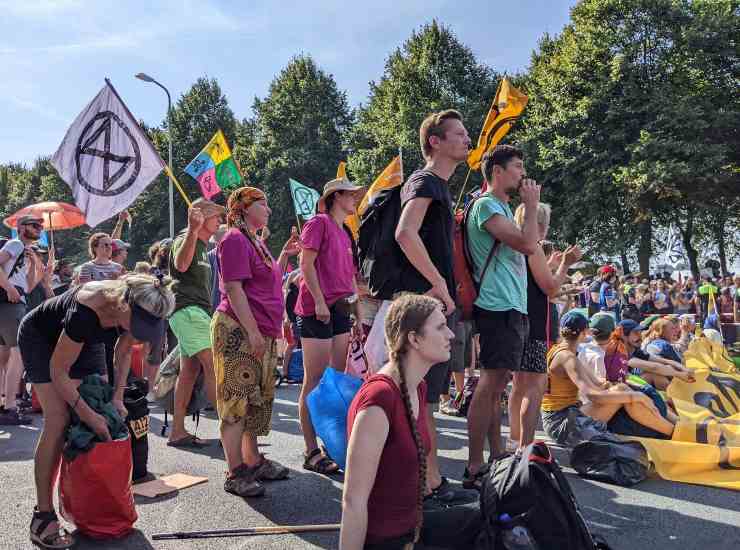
[135,72,175,239]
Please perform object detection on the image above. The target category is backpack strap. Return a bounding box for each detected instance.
[2,242,25,279]
[461,196,500,291]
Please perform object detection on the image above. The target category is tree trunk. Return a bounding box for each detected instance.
[620,249,631,275]
[637,220,652,277]
[679,208,700,280]
[714,221,729,276]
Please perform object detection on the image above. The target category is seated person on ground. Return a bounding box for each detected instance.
[638,318,691,388]
[341,295,480,550]
[541,312,675,447]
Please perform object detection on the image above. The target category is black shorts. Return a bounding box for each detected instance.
[297,301,353,340]
[520,339,548,374]
[607,408,670,440]
[19,319,106,384]
[474,307,529,372]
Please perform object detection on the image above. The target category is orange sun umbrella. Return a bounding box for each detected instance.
[4,201,86,231]
[4,202,86,251]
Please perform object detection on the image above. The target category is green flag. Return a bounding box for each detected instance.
[289,178,320,220]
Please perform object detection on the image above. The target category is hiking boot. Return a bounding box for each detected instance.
[0,409,32,426]
[253,455,289,481]
[224,464,265,498]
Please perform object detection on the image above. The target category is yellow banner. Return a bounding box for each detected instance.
[345,155,403,239]
[467,78,529,170]
[633,338,740,490]
[336,161,347,179]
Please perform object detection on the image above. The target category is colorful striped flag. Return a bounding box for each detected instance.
[184,130,242,199]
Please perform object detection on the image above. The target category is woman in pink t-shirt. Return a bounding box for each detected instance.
[211,187,300,498]
[297,177,364,475]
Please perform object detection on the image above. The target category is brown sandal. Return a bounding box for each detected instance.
[303,447,340,475]
[30,507,74,549]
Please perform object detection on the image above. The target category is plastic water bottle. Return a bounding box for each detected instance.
[499,513,539,550]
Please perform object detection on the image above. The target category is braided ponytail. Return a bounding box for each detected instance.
[383,293,441,543]
[396,360,427,543]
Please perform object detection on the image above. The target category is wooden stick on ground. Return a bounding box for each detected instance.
[152,523,341,541]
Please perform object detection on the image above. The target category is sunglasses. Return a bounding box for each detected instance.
[23,222,43,230]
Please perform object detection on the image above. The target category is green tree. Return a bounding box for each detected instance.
[239,54,352,251]
[345,20,498,198]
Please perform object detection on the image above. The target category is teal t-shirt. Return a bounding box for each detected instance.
[466,194,527,313]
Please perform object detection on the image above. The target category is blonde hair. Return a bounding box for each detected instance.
[643,318,673,345]
[514,202,551,229]
[88,232,111,259]
[134,261,152,274]
[84,273,175,319]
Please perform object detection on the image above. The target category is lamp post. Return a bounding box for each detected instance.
[135,72,175,239]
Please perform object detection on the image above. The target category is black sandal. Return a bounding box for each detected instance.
[30,507,74,549]
[303,447,340,475]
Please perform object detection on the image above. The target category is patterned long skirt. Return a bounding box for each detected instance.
[210,311,277,436]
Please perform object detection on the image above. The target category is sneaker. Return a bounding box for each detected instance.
[425,477,478,505]
[224,464,265,498]
[253,455,289,481]
[0,409,32,426]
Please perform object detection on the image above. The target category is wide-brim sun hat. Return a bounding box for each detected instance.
[317,177,364,213]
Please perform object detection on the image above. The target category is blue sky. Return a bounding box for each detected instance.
[0,0,576,166]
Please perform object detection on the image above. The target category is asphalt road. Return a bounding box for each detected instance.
[2,383,738,550]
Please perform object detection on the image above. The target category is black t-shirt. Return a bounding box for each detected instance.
[525,257,559,342]
[631,348,650,361]
[26,288,118,347]
[399,169,456,299]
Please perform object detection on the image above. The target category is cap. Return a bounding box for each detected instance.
[18,215,44,227]
[640,315,660,330]
[560,311,589,332]
[589,313,615,337]
[619,319,644,336]
[111,239,130,253]
[317,178,364,213]
[598,265,616,276]
[129,302,164,351]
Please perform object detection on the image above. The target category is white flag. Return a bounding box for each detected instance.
[51,80,165,227]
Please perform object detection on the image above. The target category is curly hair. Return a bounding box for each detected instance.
[383,293,441,542]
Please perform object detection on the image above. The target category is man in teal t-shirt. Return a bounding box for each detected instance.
[463,145,541,490]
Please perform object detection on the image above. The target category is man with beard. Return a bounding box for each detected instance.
[463,145,541,489]
[0,216,45,424]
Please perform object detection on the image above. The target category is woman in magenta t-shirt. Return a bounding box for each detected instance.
[296,177,364,475]
[341,295,482,549]
[211,187,300,498]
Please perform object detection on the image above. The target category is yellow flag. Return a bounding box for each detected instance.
[336,161,347,179]
[630,338,740,491]
[345,155,403,239]
[467,78,529,170]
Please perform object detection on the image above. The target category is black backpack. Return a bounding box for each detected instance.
[357,186,404,300]
[477,442,612,550]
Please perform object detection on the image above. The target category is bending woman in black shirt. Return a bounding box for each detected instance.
[21,273,174,549]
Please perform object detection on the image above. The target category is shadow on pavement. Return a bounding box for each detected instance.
[74,528,154,550]
[0,416,42,462]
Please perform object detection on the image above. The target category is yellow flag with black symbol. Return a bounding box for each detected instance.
[631,338,740,491]
[345,156,403,240]
[467,78,529,170]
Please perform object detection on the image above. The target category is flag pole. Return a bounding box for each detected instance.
[455,77,506,210]
[164,166,193,207]
[398,146,404,178]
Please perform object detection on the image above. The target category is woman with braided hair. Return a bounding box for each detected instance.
[341,294,481,550]
[211,186,300,498]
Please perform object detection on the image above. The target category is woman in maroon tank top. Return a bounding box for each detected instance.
[341,295,482,549]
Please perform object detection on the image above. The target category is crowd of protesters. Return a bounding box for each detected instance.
[1,109,737,550]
